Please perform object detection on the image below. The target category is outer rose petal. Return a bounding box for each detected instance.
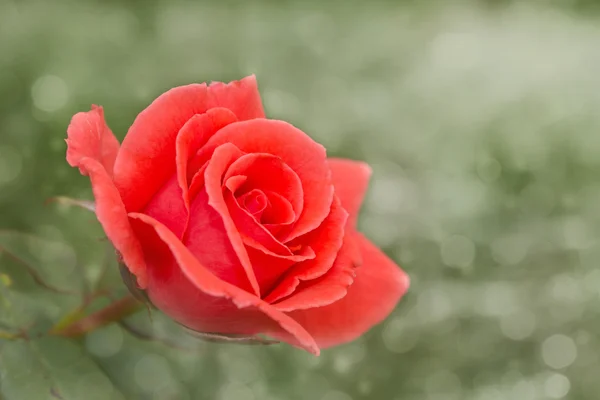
[74,157,147,287]
[328,158,372,228]
[113,76,264,212]
[191,119,334,241]
[286,233,409,349]
[128,212,319,355]
[207,75,265,121]
[66,105,120,177]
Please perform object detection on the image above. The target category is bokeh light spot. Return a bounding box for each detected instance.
[542,334,577,369]
[544,372,571,399]
[31,75,69,112]
[85,324,124,358]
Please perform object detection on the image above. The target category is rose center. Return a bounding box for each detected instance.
[238,189,269,220]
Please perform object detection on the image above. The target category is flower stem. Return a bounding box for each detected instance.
[50,294,143,337]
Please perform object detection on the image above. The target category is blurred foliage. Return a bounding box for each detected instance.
[2,0,600,399]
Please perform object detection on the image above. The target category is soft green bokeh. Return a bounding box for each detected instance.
[2,0,600,399]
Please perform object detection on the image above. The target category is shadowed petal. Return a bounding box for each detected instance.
[204,143,261,296]
[143,175,187,238]
[264,197,347,303]
[272,233,357,312]
[184,188,257,294]
[129,212,319,355]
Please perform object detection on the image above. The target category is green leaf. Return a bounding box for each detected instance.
[0,337,125,400]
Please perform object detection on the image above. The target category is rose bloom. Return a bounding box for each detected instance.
[66,75,409,354]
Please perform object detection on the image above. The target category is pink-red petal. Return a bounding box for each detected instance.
[176,108,238,213]
[188,163,208,201]
[224,152,304,219]
[264,196,348,303]
[328,158,372,228]
[286,233,409,349]
[183,188,257,293]
[66,105,120,177]
[113,84,209,211]
[128,212,319,355]
[204,143,260,296]
[190,119,334,241]
[262,191,295,226]
[113,76,265,212]
[238,189,268,218]
[221,152,305,256]
[224,190,293,256]
[207,75,265,122]
[272,234,358,312]
[143,175,187,238]
[245,246,310,297]
[74,157,147,287]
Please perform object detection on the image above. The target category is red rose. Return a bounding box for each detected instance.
[66,75,409,354]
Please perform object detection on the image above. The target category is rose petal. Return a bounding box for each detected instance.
[223,175,247,193]
[225,181,297,236]
[128,212,319,355]
[220,152,305,256]
[238,189,268,218]
[189,119,334,241]
[143,175,187,238]
[66,105,120,177]
[188,162,208,201]
[286,233,409,349]
[204,143,261,296]
[224,190,293,256]
[245,246,310,296]
[224,182,316,270]
[183,188,257,293]
[113,76,264,212]
[176,108,238,213]
[328,158,372,228]
[207,75,265,121]
[272,233,358,312]
[264,196,348,303]
[73,157,147,287]
[262,191,295,226]
[224,153,303,219]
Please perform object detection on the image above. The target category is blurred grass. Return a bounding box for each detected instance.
[2,0,600,399]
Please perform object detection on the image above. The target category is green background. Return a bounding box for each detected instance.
[2,0,600,399]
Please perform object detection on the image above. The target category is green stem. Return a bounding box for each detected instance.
[50,294,143,337]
